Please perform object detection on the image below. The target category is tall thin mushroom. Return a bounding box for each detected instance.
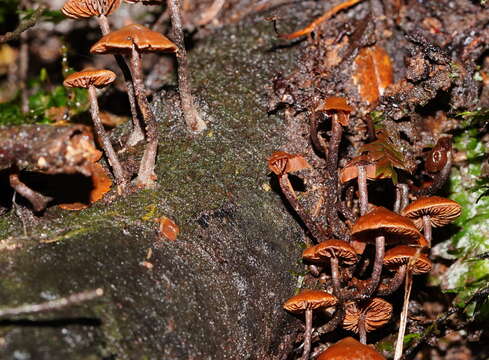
[61,0,145,146]
[63,69,127,190]
[90,24,178,188]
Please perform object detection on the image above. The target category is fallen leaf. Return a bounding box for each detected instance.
[352,45,393,105]
[157,216,179,241]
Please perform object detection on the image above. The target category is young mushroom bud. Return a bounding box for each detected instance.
[63,69,127,190]
[283,290,338,360]
[401,196,461,247]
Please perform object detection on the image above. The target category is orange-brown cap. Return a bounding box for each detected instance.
[61,0,122,18]
[339,155,377,183]
[267,151,311,176]
[283,290,337,314]
[90,24,178,54]
[317,337,386,360]
[303,240,357,265]
[63,69,116,88]
[316,97,353,113]
[401,196,462,229]
[343,298,392,334]
[351,207,426,246]
[384,245,432,274]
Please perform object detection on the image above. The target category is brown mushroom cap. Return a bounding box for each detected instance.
[267,151,311,176]
[351,207,427,247]
[283,290,337,314]
[61,0,122,18]
[317,337,386,360]
[343,298,393,334]
[316,96,353,113]
[303,240,358,265]
[401,196,462,229]
[63,69,116,88]
[90,24,178,54]
[340,155,377,183]
[384,245,432,274]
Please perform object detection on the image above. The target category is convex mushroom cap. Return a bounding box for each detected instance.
[63,69,116,88]
[267,151,311,176]
[401,196,461,230]
[283,290,337,313]
[343,298,393,334]
[351,207,427,247]
[303,240,357,265]
[62,0,122,18]
[317,337,386,360]
[384,245,432,274]
[316,96,353,126]
[90,24,178,54]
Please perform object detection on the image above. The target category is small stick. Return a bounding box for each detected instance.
[394,269,413,360]
[0,288,103,317]
[9,172,52,212]
[0,5,47,43]
[168,0,207,133]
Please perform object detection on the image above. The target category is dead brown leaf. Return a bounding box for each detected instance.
[157,216,180,241]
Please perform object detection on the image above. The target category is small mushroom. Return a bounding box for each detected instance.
[401,196,461,246]
[340,155,376,216]
[63,69,127,190]
[90,24,178,188]
[303,239,357,298]
[343,297,393,344]
[351,207,427,299]
[283,290,338,360]
[268,151,330,242]
[377,245,432,296]
[317,336,386,360]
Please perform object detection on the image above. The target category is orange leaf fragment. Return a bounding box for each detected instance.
[59,162,112,210]
[157,216,179,241]
[352,46,393,105]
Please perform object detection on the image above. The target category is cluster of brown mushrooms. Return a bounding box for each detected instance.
[268,97,463,359]
[61,0,205,191]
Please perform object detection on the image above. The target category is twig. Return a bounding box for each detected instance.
[0,288,104,317]
[0,5,47,44]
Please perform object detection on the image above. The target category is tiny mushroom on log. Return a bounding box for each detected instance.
[317,336,386,360]
[303,240,357,298]
[61,0,144,146]
[377,245,432,296]
[343,297,393,344]
[351,207,427,299]
[268,151,330,242]
[63,69,127,190]
[90,24,178,188]
[283,290,338,360]
[401,196,461,247]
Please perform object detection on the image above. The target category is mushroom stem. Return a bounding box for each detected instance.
[327,114,343,171]
[358,311,367,344]
[394,270,413,360]
[310,111,328,156]
[422,215,432,247]
[376,264,407,296]
[361,235,385,299]
[399,183,409,210]
[9,172,52,212]
[358,165,368,216]
[129,43,159,188]
[168,0,207,133]
[301,309,313,360]
[278,174,331,242]
[95,16,144,147]
[330,256,342,299]
[313,304,345,338]
[87,85,127,189]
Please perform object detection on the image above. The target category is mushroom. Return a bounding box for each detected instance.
[343,297,393,344]
[268,151,330,242]
[351,207,427,299]
[316,336,386,360]
[303,240,357,298]
[401,196,461,247]
[63,69,127,189]
[283,290,338,360]
[90,24,178,188]
[340,155,376,216]
[61,0,144,146]
[377,245,432,296]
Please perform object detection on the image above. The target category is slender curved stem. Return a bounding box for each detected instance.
[327,115,343,172]
[376,265,407,296]
[88,86,127,189]
[422,215,432,247]
[358,165,369,216]
[9,172,52,212]
[313,304,345,338]
[330,256,342,299]
[301,309,313,360]
[358,311,367,344]
[360,235,385,299]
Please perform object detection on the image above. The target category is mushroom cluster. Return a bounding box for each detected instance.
[269,97,462,359]
[60,0,204,190]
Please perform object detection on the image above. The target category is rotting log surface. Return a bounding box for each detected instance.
[0,6,313,360]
